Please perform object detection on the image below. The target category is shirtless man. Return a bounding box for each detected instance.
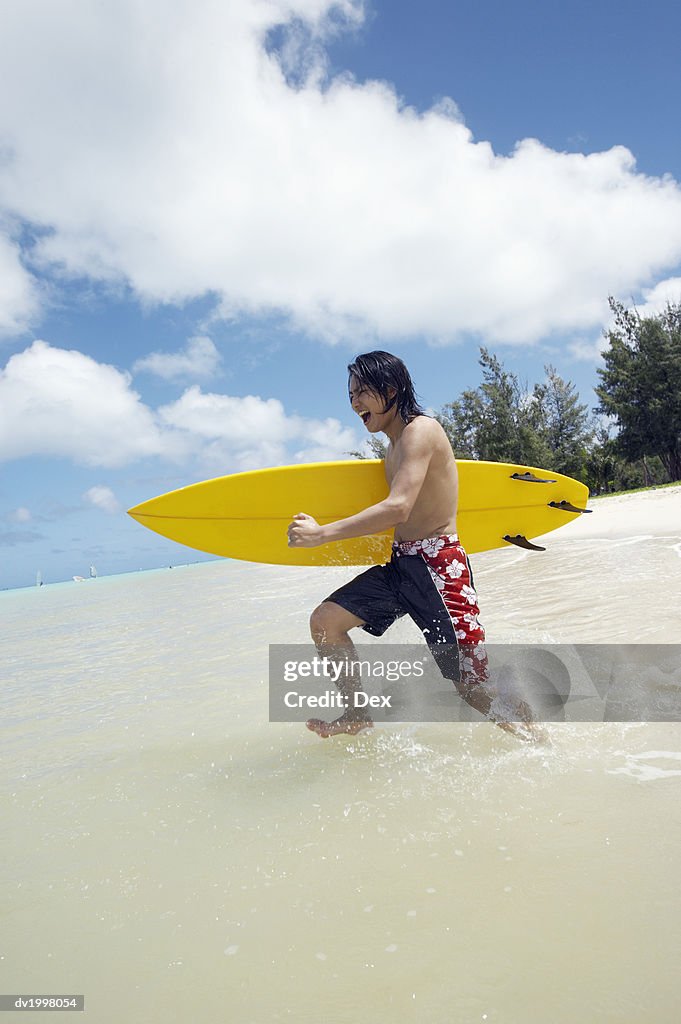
[287,351,535,740]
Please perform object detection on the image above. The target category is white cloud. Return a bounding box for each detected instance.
[0,230,40,337]
[159,387,296,442]
[132,336,222,381]
[568,276,681,362]
[567,336,607,363]
[84,485,121,514]
[636,277,681,318]
[158,384,358,469]
[0,1,679,345]
[0,341,360,470]
[0,340,183,467]
[8,506,32,523]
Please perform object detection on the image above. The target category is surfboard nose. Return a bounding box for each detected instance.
[127,495,166,519]
[127,501,149,519]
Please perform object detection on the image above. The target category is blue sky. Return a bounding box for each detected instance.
[1,0,680,590]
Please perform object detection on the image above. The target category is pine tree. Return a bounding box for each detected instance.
[595,299,681,481]
[531,365,592,477]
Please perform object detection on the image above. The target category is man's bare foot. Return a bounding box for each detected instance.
[496,719,551,745]
[306,713,374,738]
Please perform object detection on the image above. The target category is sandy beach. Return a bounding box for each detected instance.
[552,483,681,542]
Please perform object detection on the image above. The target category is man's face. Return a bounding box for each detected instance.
[348,375,395,432]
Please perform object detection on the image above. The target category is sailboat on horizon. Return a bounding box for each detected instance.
[73,564,98,582]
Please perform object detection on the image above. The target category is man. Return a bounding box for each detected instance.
[288,351,537,741]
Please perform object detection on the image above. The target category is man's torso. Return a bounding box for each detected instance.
[384,417,458,541]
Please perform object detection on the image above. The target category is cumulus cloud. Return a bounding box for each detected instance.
[567,275,681,363]
[84,485,121,514]
[635,277,681,318]
[567,336,607,363]
[0,341,361,470]
[158,384,358,468]
[0,340,184,467]
[132,336,222,381]
[0,1,679,345]
[0,230,40,337]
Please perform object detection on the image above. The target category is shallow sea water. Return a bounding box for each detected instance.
[2,514,681,1023]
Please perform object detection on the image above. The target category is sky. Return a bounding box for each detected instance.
[1,0,680,590]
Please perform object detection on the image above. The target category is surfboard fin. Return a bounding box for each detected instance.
[548,500,592,514]
[503,534,546,551]
[510,471,557,484]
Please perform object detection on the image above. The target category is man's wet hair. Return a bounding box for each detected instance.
[347,351,425,423]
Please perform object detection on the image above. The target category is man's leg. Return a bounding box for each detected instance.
[395,546,550,744]
[306,601,374,738]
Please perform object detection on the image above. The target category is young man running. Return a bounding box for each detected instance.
[288,351,537,741]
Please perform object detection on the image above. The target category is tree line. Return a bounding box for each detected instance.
[351,298,681,494]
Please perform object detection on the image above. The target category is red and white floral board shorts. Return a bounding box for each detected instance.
[325,534,489,687]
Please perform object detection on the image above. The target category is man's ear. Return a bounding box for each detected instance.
[383,386,398,411]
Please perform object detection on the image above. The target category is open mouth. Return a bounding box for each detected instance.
[359,411,371,425]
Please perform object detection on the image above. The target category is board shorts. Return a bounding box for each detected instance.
[325,534,488,687]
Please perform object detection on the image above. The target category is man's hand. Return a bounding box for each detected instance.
[287,513,326,548]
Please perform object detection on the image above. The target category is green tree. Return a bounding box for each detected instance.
[595,299,681,481]
[530,365,592,477]
[437,348,589,473]
[584,423,619,494]
[437,348,537,462]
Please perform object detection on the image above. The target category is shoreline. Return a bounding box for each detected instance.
[545,480,681,542]
[590,480,681,500]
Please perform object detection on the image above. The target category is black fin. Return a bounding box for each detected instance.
[548,500,592,514]
[503,534,546,551]
[510,471,557,484]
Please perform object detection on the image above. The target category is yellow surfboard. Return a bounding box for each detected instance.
[127,459,590,566]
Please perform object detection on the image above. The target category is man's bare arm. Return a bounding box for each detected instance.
[288,421,434,547]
